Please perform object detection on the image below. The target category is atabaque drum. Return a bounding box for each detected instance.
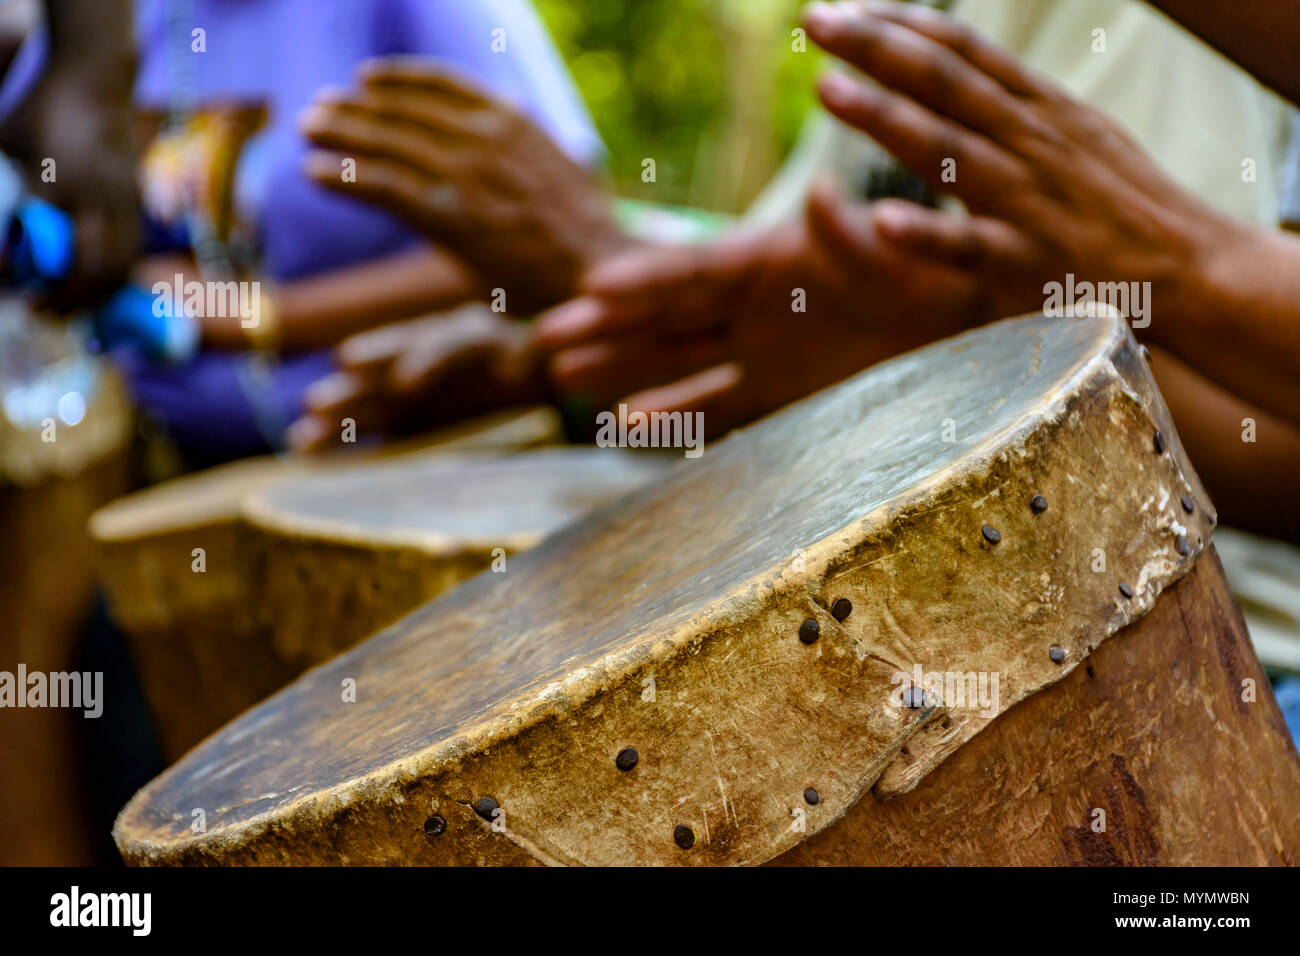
[88,406,597,758]
[93,443,662,759]
[114,311,1300,865]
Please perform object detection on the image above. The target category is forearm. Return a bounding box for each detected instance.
[1147,345,1300,544]
[1145,0,1300,105]
[43,0,134,76]
[1152,224,1300,426]
[270,246,484,350]
[192,246,484,351]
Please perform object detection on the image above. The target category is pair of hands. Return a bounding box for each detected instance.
[534,0,1235,432]
[286,23,980,447]
[287,58,616,449]
[290,0,1245,449]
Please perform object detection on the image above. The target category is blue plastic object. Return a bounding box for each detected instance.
[92,284,199,363]
[7,196,76,284]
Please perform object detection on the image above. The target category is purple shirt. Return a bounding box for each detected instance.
[119,0,602,461]
[133,0,604,280]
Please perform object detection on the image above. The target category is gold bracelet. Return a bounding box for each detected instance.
[243,283,281,352]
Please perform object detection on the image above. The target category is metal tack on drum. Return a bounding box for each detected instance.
[799,618,820,644]
[1049,646,1066,664]
[673,824,696,849]
[804,788,820,806]
[831,598,852,621]
[1153,430,1166,455]
[113,311,1298,869]
[1030,494,1049,515]
[615,748,639,772]
[423,815,446,840]
[982,524,1002,545]
[473,796,499,821]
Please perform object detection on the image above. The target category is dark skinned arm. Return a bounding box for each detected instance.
[1145,0,1300,106]
[137,245,486,352]
[0,0,139,308]
[803,1,1300,427]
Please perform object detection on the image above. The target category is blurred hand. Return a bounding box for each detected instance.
[287,303,545,452]
[535,185,983,435]
[299,57,629,314]
[0,52,139,310]
[801,0,1227,319]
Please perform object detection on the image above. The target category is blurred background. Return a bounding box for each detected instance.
[2,0,1298,869]
[0,0,830,867]
[536,0,821,212]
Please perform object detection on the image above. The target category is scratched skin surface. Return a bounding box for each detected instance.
[120,314,1116,849]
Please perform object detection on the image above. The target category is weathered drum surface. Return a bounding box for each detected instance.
[114,312,1300,866]
[238,447,669,675]
[91,407,568,757]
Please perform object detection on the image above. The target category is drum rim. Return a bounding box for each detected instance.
[114,311,1216,866]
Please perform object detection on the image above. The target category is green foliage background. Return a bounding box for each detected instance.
[535,0,823,213]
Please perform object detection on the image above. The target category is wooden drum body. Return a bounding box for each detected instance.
[90,408,668,758]
[114,312,1300,866]
[2,364,133,864]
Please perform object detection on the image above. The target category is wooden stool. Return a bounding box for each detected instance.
[114,312,1300,865]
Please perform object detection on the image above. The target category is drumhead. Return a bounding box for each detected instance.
[116,311,1213,866]
[243,447,671,555]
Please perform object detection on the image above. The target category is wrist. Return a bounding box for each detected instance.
[1146,214,1246,350]
[244,285,282,351]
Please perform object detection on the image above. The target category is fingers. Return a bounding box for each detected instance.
[582,228,772,300]
[871,199,1038,272]
[804,183,917,282]
[389,324,496,393]
[803,187,992,327]
[304,150,466,236]
[287,396,391,452]
[302,369,374,417]
[803,2,1026,142]
[619,362,749,438]
[805,0,1082,206]
[815,71,1024,205]
[533,297,616,350]
[852,1,1054,99]
[336,322,417,371]
[356,56,494,109]
[284,414,332,452]
[533,265,699,351]
[804,182,882,267]
[302,83,505,146]
[534,232,778,351]
[549,332,733,400]
[299,101,462,176]
[289,369,389,452]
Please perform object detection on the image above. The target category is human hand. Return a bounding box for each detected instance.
[801,0,1230,322]
[299,57,627,313]
[286,303,545,452]
[0,55,139,310]
[535,185,983,435]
